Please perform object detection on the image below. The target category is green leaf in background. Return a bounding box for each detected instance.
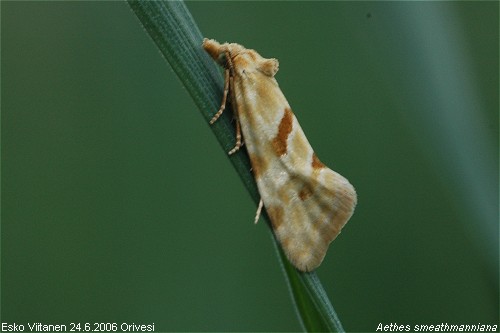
[3,1,497,331]
[128,0,345,331]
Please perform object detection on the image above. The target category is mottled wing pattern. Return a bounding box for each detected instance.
[247,106,356,271]
[203,38,357,272]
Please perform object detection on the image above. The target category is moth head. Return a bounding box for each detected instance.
[203,38,243,67]
[203,38,279,77]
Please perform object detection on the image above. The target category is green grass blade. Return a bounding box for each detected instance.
[274,240,345,332]
[127,1,345,331]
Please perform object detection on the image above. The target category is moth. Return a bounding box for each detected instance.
[203,38,357,272]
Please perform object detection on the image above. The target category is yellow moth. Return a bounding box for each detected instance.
[203,38,357,272]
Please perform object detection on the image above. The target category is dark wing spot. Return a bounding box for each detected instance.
[266,205,284,230]
[311,153,325,169]
[272,107,294,156]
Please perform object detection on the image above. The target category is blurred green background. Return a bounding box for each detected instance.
[2,1,498,331]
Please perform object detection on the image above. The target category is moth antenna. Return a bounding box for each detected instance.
[225,50,235,76]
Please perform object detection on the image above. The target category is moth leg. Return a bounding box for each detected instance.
[209,68,230,125]
[228,118,242,155]
[254,198,264,224]
[224,55,244,155]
